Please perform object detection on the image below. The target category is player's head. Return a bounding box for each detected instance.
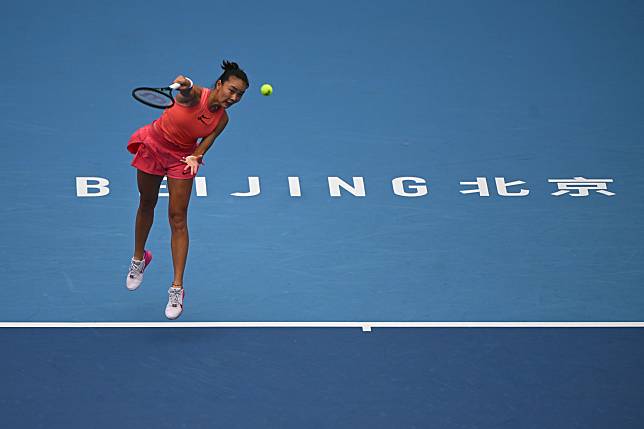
[213,60,249,109]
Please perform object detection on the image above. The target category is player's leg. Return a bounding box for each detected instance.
[127,169,164,291]
[134,169,164,259]
[166,176,193,286]
[165,176,193,319]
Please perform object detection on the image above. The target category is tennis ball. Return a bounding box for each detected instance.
[260,83,273,96]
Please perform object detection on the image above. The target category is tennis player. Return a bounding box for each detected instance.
[125,60,249,319]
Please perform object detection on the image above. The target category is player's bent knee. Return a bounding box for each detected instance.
[168,212,187,230]
[139,196,158,211]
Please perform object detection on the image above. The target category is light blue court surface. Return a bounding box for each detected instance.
[1,0,644,426]
[1,0,643,322]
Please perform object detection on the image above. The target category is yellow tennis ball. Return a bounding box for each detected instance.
[260,83,273,96]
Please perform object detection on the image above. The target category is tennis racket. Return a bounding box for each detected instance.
[131,82,181,109]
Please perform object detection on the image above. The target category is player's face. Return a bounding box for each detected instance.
[218,77,247,109]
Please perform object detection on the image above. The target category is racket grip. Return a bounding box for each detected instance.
[169,83,181,90]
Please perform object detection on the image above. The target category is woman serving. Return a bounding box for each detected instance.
[125,60,249,319]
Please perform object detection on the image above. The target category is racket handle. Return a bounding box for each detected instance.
[169,83,181,90]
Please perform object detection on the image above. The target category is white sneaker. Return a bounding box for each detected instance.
[165,287,185,320]
[126,250,152,291]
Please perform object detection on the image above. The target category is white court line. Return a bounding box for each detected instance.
[1,322,644,328]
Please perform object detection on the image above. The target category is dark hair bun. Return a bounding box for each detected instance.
[222,60,240,71]
[214,60,249,88]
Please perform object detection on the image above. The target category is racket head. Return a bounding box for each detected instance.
[131,87,175,109]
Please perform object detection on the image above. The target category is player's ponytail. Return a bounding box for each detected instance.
[215,60,249,88]
[222,60,239,71]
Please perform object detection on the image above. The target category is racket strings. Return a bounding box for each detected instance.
[132,88,174,108]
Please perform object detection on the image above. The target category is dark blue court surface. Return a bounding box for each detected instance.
[2,328,644,429]
[2,0,644,427]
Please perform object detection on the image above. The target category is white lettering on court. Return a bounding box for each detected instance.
[328,177,366,197]
[158,177,169,197]
[460,177,529,197]
[548,177,615,197]
[76,177,110,197]
[392,177,428,197]
[74,175,616,199]
[288,177,301,197]
[231,176,261,197]
[195,177,207,197]
[460,177,490,197]
[495,178,529,197]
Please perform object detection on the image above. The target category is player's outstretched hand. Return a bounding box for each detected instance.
[180,155,203,175]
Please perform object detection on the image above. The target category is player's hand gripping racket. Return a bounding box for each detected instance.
[132,82,181,109]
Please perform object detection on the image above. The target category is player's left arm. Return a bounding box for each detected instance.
[191,111,229,160]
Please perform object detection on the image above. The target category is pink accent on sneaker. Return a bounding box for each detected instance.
[143,249,152,268]
[126,249,153,291]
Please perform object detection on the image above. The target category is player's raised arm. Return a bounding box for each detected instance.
[172,75,200,106]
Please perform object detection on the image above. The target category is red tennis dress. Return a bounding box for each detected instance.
[128,87,225,179]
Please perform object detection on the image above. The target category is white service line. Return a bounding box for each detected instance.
[1,322,644,328]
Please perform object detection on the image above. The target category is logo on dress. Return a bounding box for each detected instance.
[197,114,211,125]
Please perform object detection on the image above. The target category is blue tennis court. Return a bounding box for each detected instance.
[1,0,643,427]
